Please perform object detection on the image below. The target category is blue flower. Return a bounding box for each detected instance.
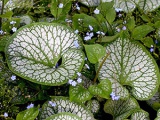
[75,3,80,10]
[110,92,120,100]
[94,8,100,14]
[77,72,81,76]
[74,40,79,48]
[150,45,154,52]
[65,19,72,23]
[84,36,91,41]
[0,30,3,35]
[59,3,63,8]
[74,29,79,34]
[122,26,127,30]
[11,75,16,80]
[71,81,77,86]
[89,25,93,31]
[12,27,17,32]
[4,112,8,117]
[27,103,34,109]
[10,21,16,25]
[96,31,105,35]
[68,79,73,84]
[115,8,122,12]
[77,78,82,83]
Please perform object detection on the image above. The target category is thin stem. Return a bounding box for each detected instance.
[0,0,5,29]
[93,52,110,83]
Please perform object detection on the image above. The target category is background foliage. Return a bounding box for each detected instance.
[1,0,160,120]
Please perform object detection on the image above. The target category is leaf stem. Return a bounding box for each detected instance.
[93,52,110,83]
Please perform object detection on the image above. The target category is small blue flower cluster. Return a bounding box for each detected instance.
[110,92,120,101]
[68,72,82,86]
[26,103,34,109]
[10,21,17,32]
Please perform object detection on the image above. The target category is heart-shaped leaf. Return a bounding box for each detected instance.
[45,112,82,120]
[131,110,149,120]
[104,97,140,120]
[84,44,106,64]
[39,96,95,120]
[69,85,93,103]
[98,37,160,100]
[5,23,84,86]
[16,106,39,120]
[88,79,112,99]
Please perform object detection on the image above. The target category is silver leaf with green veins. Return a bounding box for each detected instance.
[79,0,160,12]
[5,23,84,86]
[104,97,140,120]
[39,96,95,120]
[131,110,149,120]
[98,38,159,100]
[86,99,100,114]
[45,112,82,120]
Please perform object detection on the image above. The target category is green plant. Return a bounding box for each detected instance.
[1,0,160,120]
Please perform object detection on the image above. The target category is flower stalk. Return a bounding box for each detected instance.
[93,52,110,83]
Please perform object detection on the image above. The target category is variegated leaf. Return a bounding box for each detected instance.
[69,85,93,103]
[86,99,100,114]
[79,0,112,7]
[104,97,140,120]
[131,110,149,120]
[98,37,159,100]
[45,112,82,120]
[5,23,84,86]
[39,96,95,120]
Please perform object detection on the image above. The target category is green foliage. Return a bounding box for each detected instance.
[97,1,115,24]
[84,44,106,64]
[88,79,112,99]
[16,106,39,120]
[1,0,160,119]
[72,13,99,32]
[126,16,136,31]
[0,11,13,18]
[132,25,154,40]
[69,85,93,102]
[97,33,119,42]
[50,0,72,21]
